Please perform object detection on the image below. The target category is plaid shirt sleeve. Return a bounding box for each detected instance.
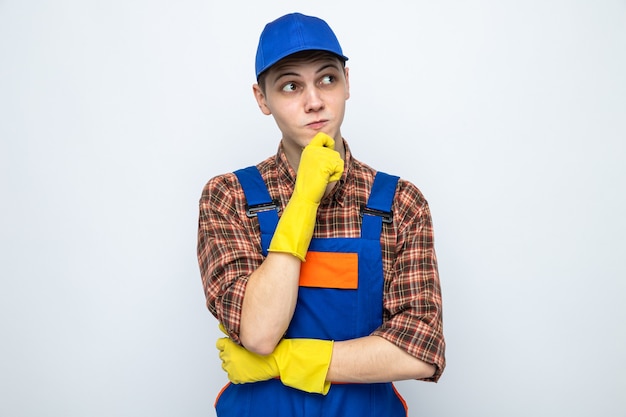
[197,172,263,344]
[371,179,446,382]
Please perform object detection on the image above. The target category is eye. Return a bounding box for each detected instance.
[281,82,297,92]
[320,75,335,85]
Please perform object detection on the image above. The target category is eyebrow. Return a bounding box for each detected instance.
[271,61,342,84]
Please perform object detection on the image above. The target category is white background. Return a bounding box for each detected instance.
[1,1,625,416]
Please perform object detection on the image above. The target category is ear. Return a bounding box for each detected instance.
[344,67,350,100]
[252,84,272,115]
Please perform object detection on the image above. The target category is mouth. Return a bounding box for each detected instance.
[306,119,328,130]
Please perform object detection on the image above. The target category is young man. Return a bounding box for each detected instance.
[197,12,446,416]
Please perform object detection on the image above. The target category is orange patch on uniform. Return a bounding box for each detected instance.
[300,251,358,289]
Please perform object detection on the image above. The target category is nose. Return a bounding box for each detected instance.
[304,87,324,113]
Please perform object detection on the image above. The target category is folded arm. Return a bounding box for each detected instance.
[327,335,435,383]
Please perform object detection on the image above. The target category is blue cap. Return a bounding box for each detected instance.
[255,13,349,79]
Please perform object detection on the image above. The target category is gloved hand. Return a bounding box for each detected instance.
[216,336,334,395]
[268,132,344,261]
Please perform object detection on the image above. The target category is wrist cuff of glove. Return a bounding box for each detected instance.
[276,339,334,395]
[268,196,318,262]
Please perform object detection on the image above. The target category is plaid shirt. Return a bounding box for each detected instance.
[197,140,446,381]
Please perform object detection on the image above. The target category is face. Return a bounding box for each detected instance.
[253,53,350,161]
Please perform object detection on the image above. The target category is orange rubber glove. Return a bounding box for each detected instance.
[268,132,344,261]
